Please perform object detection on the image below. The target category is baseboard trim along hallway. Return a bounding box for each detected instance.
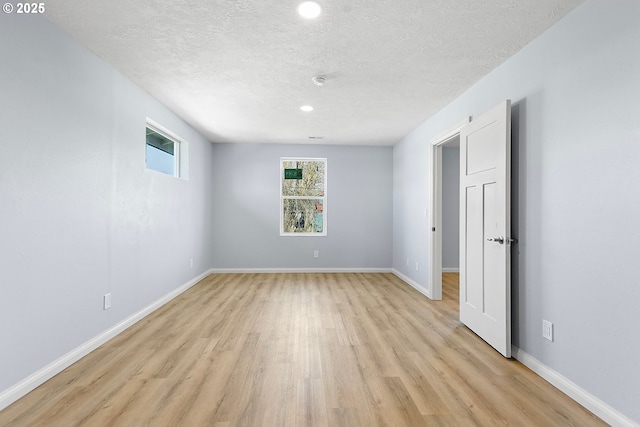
[208,268,392,274]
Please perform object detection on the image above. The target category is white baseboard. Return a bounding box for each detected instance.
[208,267,392,274]
[442,267,459,273]
[0,269,214,412]
[512,346,638,427]
[391,269,431,299]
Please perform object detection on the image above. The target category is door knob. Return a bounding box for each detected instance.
[487,236,518,245]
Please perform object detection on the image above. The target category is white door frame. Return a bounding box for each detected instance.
[429,118,469,300]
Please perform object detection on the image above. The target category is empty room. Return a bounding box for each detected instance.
[1,0,638,426]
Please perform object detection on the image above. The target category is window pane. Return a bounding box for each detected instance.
[146,127,175,176]
[146,143,175,176]
[146,127,174,155]
[282,160,325,197]
[282,198,324,233]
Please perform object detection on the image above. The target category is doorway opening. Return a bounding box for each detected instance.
[429,118,468,300]
[441,143,460,303]
[434,137,460,303]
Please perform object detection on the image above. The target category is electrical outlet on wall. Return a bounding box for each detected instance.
[103,293,111,310]
[542,319,553,341]
[314,250,319,258]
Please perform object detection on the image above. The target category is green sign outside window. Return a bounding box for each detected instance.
[284,168,303,179]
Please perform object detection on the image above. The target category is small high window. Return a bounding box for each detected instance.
[280,158,327,236]
[145,119,188,179]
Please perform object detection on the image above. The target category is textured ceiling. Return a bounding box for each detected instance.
[44,0,583,146]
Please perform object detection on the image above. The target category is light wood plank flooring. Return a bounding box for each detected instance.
[0,273,605,426]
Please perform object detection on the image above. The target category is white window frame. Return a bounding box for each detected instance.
[280,157,327,236]
[145,118,189,180]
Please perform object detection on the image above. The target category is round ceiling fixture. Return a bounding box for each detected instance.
[300,105,314,112]
[312,76,326,86]
[297,1,322,19]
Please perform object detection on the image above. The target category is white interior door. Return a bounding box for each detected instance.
[459,100,512,358]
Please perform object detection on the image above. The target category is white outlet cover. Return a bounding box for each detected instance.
[542,320,553,341]
[103,293,112,310]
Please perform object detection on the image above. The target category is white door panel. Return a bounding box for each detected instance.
[460,100,511,358]
[483,181,501,322]
[464,185,482,310]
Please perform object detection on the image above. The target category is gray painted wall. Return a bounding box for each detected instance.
[0,15,215,392]
[211,143,393,269]
[393,1,640,422]
[442,147,459,270]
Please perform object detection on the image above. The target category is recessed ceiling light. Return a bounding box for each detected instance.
[297,1,322,19]
[300,105,314,112]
